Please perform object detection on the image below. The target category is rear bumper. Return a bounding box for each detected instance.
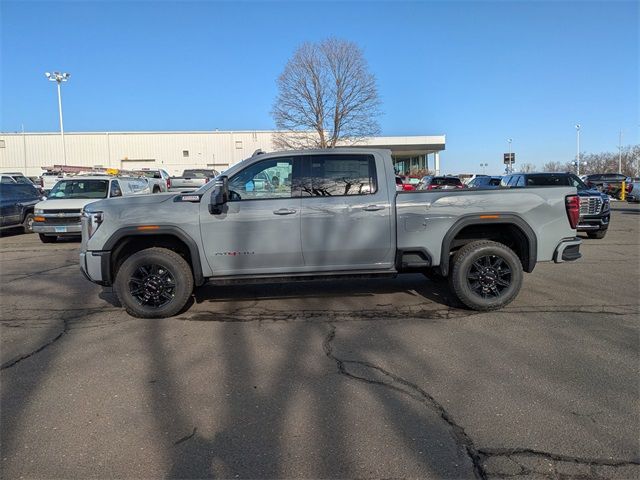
[80,250,111,286]
[553,237,582,263]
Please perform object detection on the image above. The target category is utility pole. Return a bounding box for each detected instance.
[507,138,513,173]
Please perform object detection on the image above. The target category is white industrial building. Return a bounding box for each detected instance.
[0,131,445,177]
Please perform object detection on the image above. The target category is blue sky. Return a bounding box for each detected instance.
[1,0,638,174]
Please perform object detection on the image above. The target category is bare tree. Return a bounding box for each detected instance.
[518,163,537,173]
[272,38,381,149]
[542,161,568,172]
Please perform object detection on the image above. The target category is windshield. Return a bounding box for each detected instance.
[48,179,109,199]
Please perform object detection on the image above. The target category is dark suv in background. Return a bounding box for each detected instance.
[0,182,42,234]
[502,172,610,239]
[582,173,627,198]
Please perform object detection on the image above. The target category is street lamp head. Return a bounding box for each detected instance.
[44,71,71,83]
[575,124,581,130]
[45,72,51,79]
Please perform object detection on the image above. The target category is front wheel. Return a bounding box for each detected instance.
[39,234,57,243]
[587,230,607,239]
[114,247,194,318]
[449,240,523,311]
[23,213,35,233]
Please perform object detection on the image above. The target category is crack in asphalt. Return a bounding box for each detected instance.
[322,324,487,480]
[2,263,77,284]
[0,307,126,369]
[0,318,69,370]
[478,448,640,478]
[173,427,198,446]
[322,324,640,480]
[179,306,470,323]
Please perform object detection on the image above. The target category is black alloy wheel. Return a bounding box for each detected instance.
[466,254,512,299]
[128,264,176,308]
[449,240,523,311]
[114,247,194,318]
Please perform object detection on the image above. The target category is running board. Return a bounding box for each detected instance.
[206,269,398,286]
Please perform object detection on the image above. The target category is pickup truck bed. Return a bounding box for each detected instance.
[80,148,582,318]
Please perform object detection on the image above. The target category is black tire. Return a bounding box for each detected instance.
[449,240,523,311]
[23,213,35,233]
[587,230,607,239]
[114,247,194,318]
[423,268,446,283]
[39,233,57,243]
[152,186,160,194]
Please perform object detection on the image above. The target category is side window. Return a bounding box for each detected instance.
[500,176,511,187]
[228,157,294,201]
[110,180,123,197]
[508,175,520,187]
[303,154,377,196]
[516,176,525,187]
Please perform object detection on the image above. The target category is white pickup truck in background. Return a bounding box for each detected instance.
[169,169,219,192]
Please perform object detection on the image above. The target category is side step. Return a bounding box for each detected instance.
[206,269,398,286]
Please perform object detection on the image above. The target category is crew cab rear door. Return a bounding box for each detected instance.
[199,155,304,276]
[299,152,394,269]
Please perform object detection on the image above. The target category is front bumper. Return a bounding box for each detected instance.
[553,237,582,263]
[33,223,82,235]
[576,214,609,231]
[80,250,111,286]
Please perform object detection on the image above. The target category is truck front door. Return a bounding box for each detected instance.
[299,153,394,270]
[199,156,304,276]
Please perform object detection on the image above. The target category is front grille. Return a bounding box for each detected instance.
[579,197,602,215]
[43,217,81,225]
[44,209,82,214]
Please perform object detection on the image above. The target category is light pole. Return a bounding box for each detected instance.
[480,163,488,174]
[507,138,513,173]
[575,124,581,176]
[618,130,623,174]
[45,71,70,165]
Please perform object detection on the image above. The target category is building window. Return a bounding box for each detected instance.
[183,150,189,157]
[235,141,243,149]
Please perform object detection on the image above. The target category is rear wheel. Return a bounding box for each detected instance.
[587,230,607,239]
[39,234,57,243]
[114,247,194,318]
[449,240,523,311]
[152,186,160,193]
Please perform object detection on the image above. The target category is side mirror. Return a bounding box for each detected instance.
[209,175,229,214]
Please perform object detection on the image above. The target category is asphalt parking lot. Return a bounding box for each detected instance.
[1,204,639,479]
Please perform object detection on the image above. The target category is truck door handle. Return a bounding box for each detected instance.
[273,208,297,215]
[363,204,385,211]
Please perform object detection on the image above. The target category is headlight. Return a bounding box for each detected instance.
[35,208,43,214]
[83,211,104,238]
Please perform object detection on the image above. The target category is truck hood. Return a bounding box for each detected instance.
[36,198,104,211]
[84,192,177,213]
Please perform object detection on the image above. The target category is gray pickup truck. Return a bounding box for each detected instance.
[169,169,219,192]
[80,149,582,318]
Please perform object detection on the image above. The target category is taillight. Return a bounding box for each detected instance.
[205,177,210,183]
[403,184,415,191]
[456,185,464,189]
[627,184,633,192]
[166,177,171,189]
[427,185,435,190]
[565,195,580,229]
